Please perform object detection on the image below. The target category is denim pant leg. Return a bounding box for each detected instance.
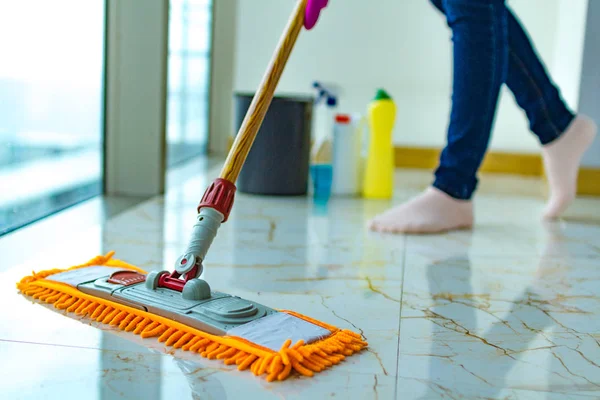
[430,0,575,147]
[505,8,575,145]
[431,0,508,200]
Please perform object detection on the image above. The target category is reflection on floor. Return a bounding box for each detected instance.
[1,162,599,399]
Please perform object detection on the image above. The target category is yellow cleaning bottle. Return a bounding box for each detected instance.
[363,89,396,199]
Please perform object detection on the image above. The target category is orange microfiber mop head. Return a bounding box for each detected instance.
[17,252,367,382]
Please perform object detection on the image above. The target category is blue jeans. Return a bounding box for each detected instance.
[429,0,575,200]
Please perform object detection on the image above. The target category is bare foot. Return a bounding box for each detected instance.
[542,115,597,219]
[368,187,474,234]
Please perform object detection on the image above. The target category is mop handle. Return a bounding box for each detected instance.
[167,0,328,291]
[219,0,308,183]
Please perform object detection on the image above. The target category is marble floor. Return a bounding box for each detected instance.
[1,161,599,399]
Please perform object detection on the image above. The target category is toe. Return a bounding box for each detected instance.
[367,218,380,231]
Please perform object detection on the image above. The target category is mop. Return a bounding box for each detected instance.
[17,0,367,382]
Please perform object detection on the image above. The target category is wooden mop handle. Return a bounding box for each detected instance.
[219,0,308,182]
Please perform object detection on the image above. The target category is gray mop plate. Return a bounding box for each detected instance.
[45,266,331,348]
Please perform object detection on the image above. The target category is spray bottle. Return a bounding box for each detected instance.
[309,81,337,201]
[362,89,396,199]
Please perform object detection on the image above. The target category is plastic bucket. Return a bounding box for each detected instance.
[234,93,313,195]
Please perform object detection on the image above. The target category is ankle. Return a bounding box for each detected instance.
[428,186,473,206]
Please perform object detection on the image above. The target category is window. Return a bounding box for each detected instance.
[0,0,105,235]
[167,0,213,166]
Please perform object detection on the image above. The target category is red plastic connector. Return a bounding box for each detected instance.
[197,178,236,222]
[158,264,199,292]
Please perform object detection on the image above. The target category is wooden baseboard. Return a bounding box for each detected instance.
[394,146,543,176]
[577,168,600,196]
[224,139,599,196]
[394,145,600,196]
[229,140,541,176]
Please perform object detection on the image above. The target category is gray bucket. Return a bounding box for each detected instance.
[234,93,313,196]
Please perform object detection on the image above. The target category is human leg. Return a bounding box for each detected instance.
[432,0,508,200]
[432,1,597,218]
[505,8,597,218]
[430,0,574,142]
[503,6,574,144]
[369,0,508,233]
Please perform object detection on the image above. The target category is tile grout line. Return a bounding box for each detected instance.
[394,234,408,399]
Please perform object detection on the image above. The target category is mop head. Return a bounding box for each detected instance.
[16,252,367,382]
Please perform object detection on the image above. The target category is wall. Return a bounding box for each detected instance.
[579,0,600,168]
[209,0,238,155]
[551,0,589,112]
[229,0,585,154]
[104,0,169,196]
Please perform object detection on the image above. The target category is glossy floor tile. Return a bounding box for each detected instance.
[1,165,599,399]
